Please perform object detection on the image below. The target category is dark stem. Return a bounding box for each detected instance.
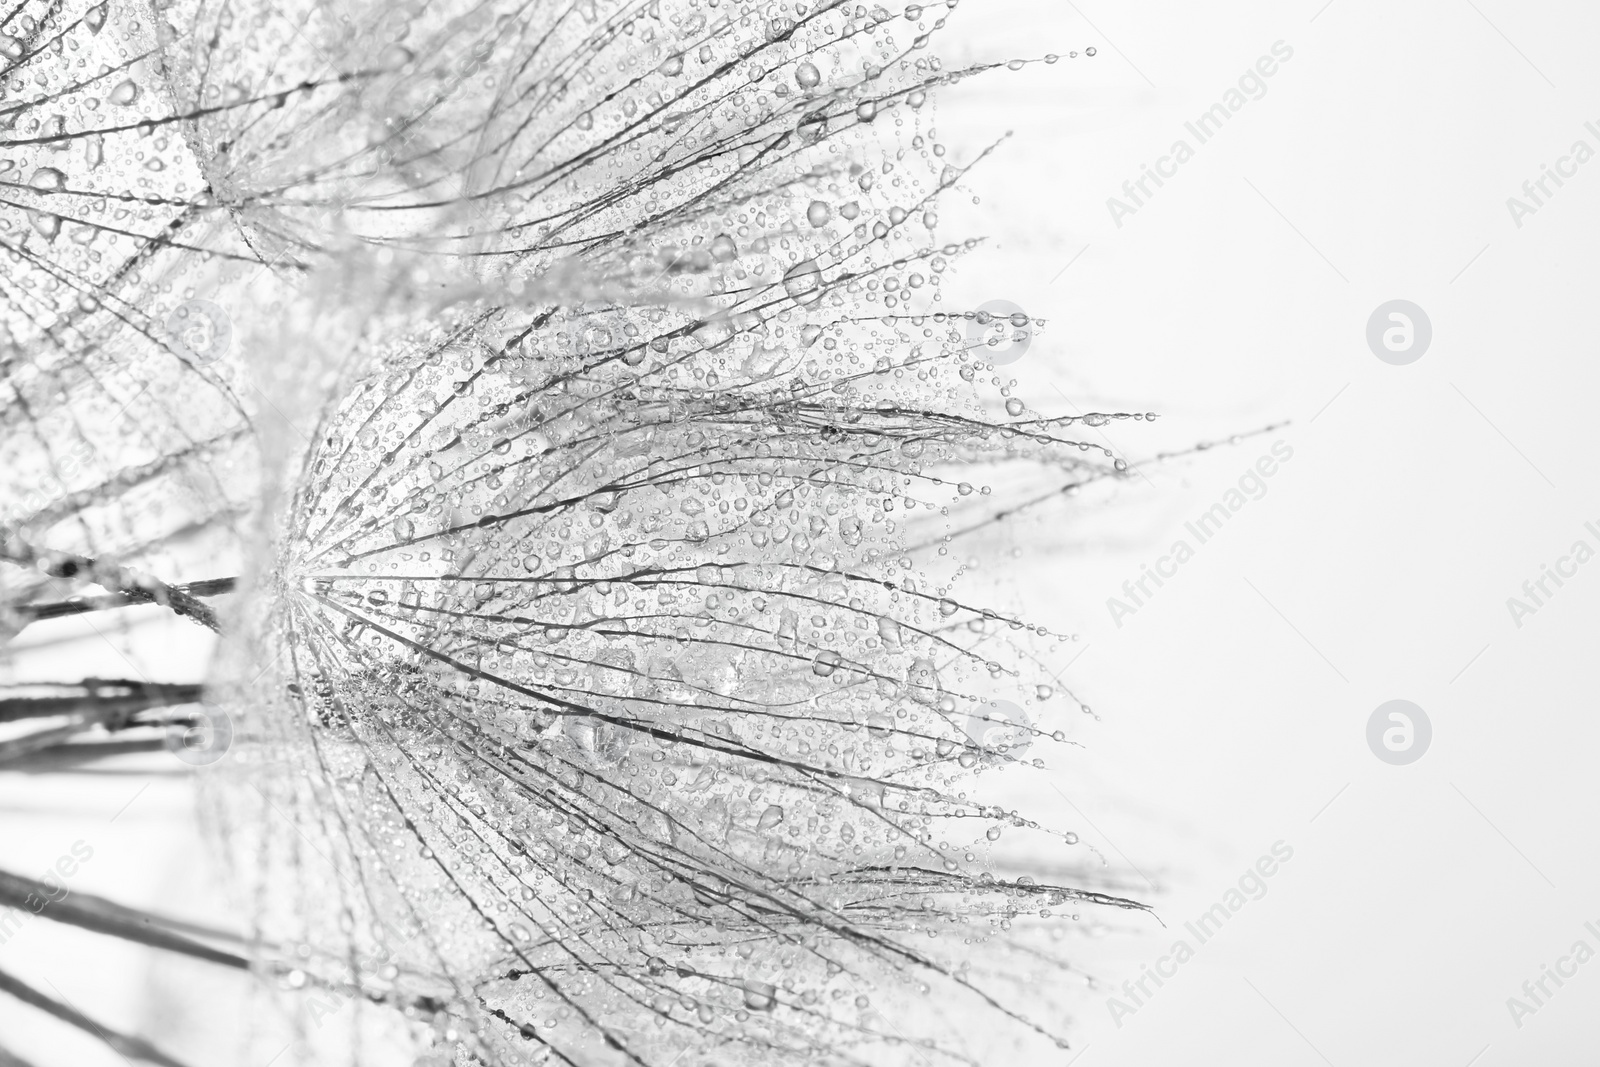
[0,868,249,970]
[0,966,195,1067]
[0,535,232,633]
[0,679,207,726]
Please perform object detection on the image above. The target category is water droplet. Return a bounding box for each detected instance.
[658,53,684,77]
[805,200,831,228]
[782,259,823,305]
[741,979,776,1011]
[1004,398,1025,417]
[29,167,65,193]
[84,3,108,32]
[109,79,140,106]
[812,650,840,677]
[906,657,941,705]
[795,61,821,88]
[796,111,828,143]
[757,804,785,830]
[692,317,734,349]
[378,44,414,70]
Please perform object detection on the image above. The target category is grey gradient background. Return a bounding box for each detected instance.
[936,1,1600,1063]
[5,1,1599,1063]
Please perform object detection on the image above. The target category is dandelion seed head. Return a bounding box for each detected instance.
[1,0,1142,1061]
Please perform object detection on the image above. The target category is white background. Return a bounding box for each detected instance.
[937,1,1600,1064]
[6,2,1600,1064]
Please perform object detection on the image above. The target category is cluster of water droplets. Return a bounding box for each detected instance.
[1,0,1149,1063]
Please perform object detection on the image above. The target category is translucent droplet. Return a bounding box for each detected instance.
[1005,398,1025,416]
[782,259,823,305]
[378,44,414,70]
[805,200,831,228]
[795,61,820,88]
[906,657,941,705]
[109,79,139,106]
[28,167,65,193]
[691,317,734,349]
[741,979,776,1011]
[757,804,785,830]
